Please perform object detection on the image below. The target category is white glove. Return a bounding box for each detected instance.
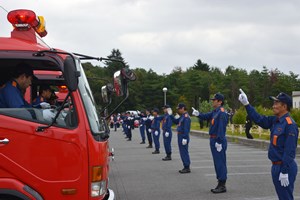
[154,131,159,136]
[215,142,222,152]
[238,88,249,106]
[165,132,169,137]
[128,125,130,129]
[192,107,199,117]
[148,128,152,132]
[174,114,180,119]
[182,139,187,145]
[167,108,173,115]
[140,124,143,127]
[142,117,147,121]
[149,116,154,120]
[279,173,289,187]
[40,102,51,109]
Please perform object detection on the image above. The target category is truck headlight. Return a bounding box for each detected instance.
[91,180,106,197]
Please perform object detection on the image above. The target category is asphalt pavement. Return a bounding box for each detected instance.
[108,128,300,200]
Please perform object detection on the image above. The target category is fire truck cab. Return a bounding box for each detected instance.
[0,9,131,200]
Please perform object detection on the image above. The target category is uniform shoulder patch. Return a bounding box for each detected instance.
[12,81,17,87]
[285,117,292,125]
[220,107,225,112]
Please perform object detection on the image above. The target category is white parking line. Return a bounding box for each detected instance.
[193,165,270,169]
[205,171,300,176]
[205,172,270,176]
[192,159,267,163]
[243,196,300,200]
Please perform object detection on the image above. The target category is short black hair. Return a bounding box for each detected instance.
[13,62,34,79]
[39,85,51,95]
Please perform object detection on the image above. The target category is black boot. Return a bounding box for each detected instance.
[179,167,191,174]
[146,144,153,148]
[162,154,172,161]
[152,150,160,154]
[246,133,254,139]
[211,180,226,193]
[140,141,146,144]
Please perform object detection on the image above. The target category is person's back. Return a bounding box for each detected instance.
[0,80,30,108]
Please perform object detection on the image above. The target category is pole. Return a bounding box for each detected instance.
[162,87,168,105]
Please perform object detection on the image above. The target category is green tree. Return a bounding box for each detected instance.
[191,59,210,71]
[105,49,128,76]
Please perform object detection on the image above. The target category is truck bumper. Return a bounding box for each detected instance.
[105,189,115,200]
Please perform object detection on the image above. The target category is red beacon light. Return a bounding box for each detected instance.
[7,9,47,37]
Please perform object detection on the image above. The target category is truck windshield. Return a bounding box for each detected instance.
[77,60,104,134]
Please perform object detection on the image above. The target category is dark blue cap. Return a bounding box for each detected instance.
[210,93,224,101]
[152,108,159,113]
[269,92,292,107]
[176,103,186,109]
[162,104,170,109]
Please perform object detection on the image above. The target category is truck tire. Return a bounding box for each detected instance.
[0,195,22,200]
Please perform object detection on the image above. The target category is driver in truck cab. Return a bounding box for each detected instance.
[0,63,50,109]
[0,63,33,108]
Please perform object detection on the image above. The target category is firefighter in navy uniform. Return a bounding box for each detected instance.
[161,105,173,161]
[192,93,228,193]
[123,112,131,141]
[127,113,134,141]
[0,63,33,108]
[171,103,191,173]
[32,85,52,107]
[0,63,49,109]
[150,108,161,154]
[145,109,154,148]
[239,89,298,200]
[138,111,146,144]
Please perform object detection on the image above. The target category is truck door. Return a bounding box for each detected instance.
[0,101,89,199]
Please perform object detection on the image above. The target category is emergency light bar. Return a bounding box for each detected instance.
[7,9,47,37]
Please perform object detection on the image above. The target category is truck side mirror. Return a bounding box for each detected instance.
[113,70,124,97]
[63,56,80,92]
[113,68,136,97]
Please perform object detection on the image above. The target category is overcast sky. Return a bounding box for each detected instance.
[1,0,300,75]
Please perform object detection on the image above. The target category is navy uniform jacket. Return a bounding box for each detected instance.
[246,105,298,174]
[32,96,47,108]
[151,116,161,131]
[139,115,146,126]
[176,112,191,138]
[0,80,31,108]
[197,106,228,143]
[161,114,173,133]
[145,115,152,129]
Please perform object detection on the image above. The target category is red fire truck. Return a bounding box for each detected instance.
[0,9,134,200]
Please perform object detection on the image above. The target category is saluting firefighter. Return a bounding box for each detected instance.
[239,89,298,200]
[150,108,161,154]
[171,103,191,173]
[157,105,173,161]
[192,93,228,193]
